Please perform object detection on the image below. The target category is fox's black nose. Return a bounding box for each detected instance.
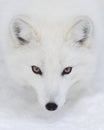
[45,102,58,111]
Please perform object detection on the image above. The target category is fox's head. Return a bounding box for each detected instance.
[5,15,96,111]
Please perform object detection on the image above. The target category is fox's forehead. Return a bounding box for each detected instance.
[17,40,80,68]
[34,44,80,68]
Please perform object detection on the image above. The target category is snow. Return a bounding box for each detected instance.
[0,0,104,129]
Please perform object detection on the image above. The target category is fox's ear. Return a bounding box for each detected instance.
[66,16,93,46]
[10,16,37,46]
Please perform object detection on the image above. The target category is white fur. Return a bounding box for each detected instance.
[0,0,103,111]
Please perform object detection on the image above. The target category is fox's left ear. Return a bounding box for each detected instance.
[10,16,39,47]
[66,16,93,46]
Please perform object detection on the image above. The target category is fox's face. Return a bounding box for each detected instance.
[6,16,96,111]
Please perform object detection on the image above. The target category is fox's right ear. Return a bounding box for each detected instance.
[65,16,93,47]
[10,16,38,47]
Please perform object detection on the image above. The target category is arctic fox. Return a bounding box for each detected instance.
[0,0,103,111]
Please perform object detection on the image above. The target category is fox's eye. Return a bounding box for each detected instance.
[31,65,42,75]
[62,67,72,76]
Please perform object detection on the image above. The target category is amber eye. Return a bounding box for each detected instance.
[31,65,42,75]
[62,67,72,76]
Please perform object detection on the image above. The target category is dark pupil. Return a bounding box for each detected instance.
[65,68,70,72]
[35,67,39,72]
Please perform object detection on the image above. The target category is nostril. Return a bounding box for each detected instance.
[45,102,58,111]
